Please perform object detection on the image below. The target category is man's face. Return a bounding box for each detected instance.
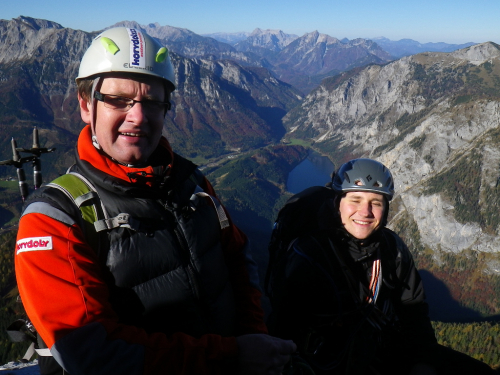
[339,191,386,240]
[80,75,165,165]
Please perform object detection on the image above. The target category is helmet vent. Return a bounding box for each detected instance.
[156,47,168,63]
[332,158,394,201]
[100,37,120,55]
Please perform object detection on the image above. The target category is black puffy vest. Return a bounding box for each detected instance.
[27,152,236,339]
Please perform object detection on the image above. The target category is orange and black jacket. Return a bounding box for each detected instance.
[15,125,267,374]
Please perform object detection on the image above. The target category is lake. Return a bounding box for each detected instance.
[287,151,335,194]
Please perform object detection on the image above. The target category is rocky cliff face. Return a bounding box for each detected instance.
[0,16,94,171]
[166,54,302,156]
[269,31,393,92]
[276,32,391,74]
[284,42,500,259]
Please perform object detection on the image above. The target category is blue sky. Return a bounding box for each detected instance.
[2,0,498,44]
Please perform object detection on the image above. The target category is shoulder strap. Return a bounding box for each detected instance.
[380,230,410,291]
[172,166,230,230]
[191,191,230,229]
[47,171,107,252]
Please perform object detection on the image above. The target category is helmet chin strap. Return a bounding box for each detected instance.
[91,136,100,150]
[111,158,149,168]
[87,75,151,168]
[90,77,102,150]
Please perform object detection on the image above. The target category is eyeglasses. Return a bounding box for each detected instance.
[94,91,171,113]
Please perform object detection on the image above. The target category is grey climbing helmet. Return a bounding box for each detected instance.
[331,158,395,200]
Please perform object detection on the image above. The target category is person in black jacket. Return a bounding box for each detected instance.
[268,158,494,375]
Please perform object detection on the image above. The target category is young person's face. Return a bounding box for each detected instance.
[80,75,165,165]
[339,191,386,239]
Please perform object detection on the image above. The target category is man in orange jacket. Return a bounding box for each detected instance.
[15,27,296,375]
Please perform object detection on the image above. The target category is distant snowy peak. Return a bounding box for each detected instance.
[270,31,392,87]
[235,28,299,52]
[0,360,39,374]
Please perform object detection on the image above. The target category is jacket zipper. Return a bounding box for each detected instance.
[174,226,202,300]
[159,199,202,300]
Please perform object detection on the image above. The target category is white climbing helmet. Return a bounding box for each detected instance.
[76,27,175,90]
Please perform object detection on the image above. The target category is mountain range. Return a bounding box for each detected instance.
[370,37,477,59]
[1,14,500,365]
[133,23,478,94]
[204,29,477,60]
[112,22,394,94]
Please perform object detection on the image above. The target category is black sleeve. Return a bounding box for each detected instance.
[267,235,346,343]
[268,238,318,340]
[392,233,437,348]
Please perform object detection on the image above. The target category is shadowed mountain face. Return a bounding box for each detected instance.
[419,270,485,322]
[166,56,302,158]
